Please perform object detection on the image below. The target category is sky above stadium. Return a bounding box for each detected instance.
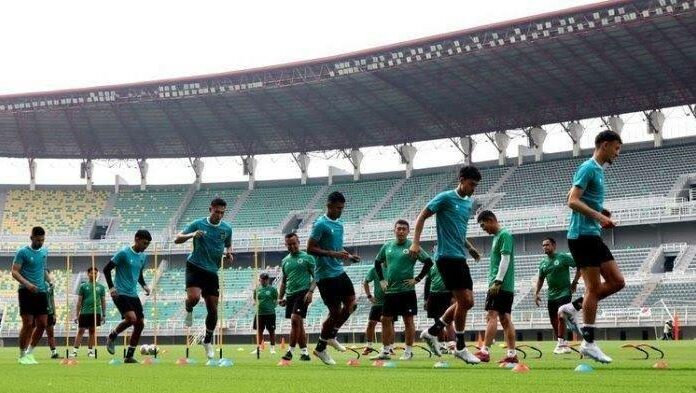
[1,0,694,185]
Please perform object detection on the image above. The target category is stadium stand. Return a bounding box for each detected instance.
[1,189,108,235]
[113,188,186,233]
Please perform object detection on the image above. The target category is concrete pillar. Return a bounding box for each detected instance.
[349,148,364,181]
[243,156,257,190]
[530,126,547,161]
[568,122,585,157]
[82,159,94,191]
[137,159,148,191]
[28,158,36,191]
[494,132,510,166]
[459,136,475,165]
[328,166,348,186]
[647,110,665,147]
[517,145,534,166]
[192,157,204,191]
[400,144,417,179]
[608,115,624,134]
[114,175,127,194]
[296,153,310,185]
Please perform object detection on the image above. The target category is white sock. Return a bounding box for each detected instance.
[405,345,412,354]
[26,346,34,355]
[51,348,57,355]
[367,341,373,348]
[301,347,309,355]
[271,345,275,351]
[289,345,296,353]
[557,337,564,343]
[507,349,517,357]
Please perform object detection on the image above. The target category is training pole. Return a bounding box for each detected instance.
[218,255,224,359]
[64,254,71,356]
[91,252,98,359]
[254,234,260,359]
[153,245,159,357]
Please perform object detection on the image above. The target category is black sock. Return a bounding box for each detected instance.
[572,297,584,311]
[185,304,193,313]
[50,346,56,351]
[108,330,118,340]
[125,346,135,358]
[203,329,214,344]
[581,326,595,343]
[455,332,466,351]
[428,318,446,336]
[315,338,327,352]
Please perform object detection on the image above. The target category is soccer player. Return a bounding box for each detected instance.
[372,220,433,361]
[44,270,61,359]
[175,197,233,360]
[104,230,152,363]
[534,237,580,354]
[278,233,315,361]
[71,267,107,358]
[474,210,518,363]
[410,166,482,364]
[253,273,279,354]
[362,265,385,356]
[307,191,360,365]
[424,263,454,354]
[12,226,49,365]
[558,130,625,363]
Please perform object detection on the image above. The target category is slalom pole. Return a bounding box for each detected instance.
[91,252,98,359]
[254,234,260,360]
[64,254,71,358]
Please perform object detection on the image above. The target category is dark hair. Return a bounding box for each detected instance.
[31,226,45,237]
[594,130,622,147]
[210,198,227,208]
[543,237,556,245]
[285,233,298,240]
[87,267,98,273]
[476,210,497,222]
[394,219,409,228]
[135,229,152,241]
[327,191,346,204]
[459,166,482,182]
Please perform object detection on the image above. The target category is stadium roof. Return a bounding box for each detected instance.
[0,0,694,159]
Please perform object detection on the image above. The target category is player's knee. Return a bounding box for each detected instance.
[124,314,137,324]
[134,319,145,329]
[458,297,474,310]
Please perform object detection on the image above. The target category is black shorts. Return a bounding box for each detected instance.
[316,272,355,307]
[18,288,49,317]
[285,290,310,319]
[78,314,103,329]
[113,295,144,320]
[567,236,614,268]
[368,305,383,322]
[436,257,473,291]
[427,292,453,319]
[485,290,514,315]
[47,314,57,327]
[186,262,220,297]
[383,291,418,317]
[253,314,276,331]
[548,296,572,322]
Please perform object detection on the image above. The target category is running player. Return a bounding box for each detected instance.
[410,166,482,364]
[558,130,625,363]
[104,230,152,363]
[175,197,233,360]
[307,191,360,365]
[44,270,61,359]
[71,267,107,358]
[372,220,433,361]
[12,226,49,365]
[253,273,279,354]
[534,237,580,354]
[278,233,315,361]
[474,210,518,364]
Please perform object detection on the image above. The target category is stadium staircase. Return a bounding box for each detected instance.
[0,191,7,232]
[481,165,517,210]
[168,183,199,235]
[667,172,696,199]
[305,185,330,210]
[636,246,664,275]
[631,275,663,307]
[672,245,696,274]
[227,189,252,221]
[361,178,407,224]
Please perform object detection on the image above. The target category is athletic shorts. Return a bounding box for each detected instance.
[436,257,473,291]
[47,314,57,327]
[485,290,514,315]
[368,305,383,322]
[113,295,144,320]
[78,314,103,329]
[186,262,220,297]
[427,292,453,319]
[285,290,310,319]
[383,291,418,317]
[567,236,614,268]
[316,272,355,307]
[253,314,276,331]
[548,295,572,322]
[18,288,49,317]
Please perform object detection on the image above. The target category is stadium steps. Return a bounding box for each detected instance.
[361,178,407,224]
[305,185,330,209]
[636,246,663,275]
[169,183,199,234]
[0,190,7,232]
[673,245,696,274]
[102,192,118,216]
[667,172,696,199]
[631,275,663,307]
[483,165,517,209]
[227,188,252,221]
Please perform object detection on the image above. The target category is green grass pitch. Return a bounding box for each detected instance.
[1,341,694,393]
